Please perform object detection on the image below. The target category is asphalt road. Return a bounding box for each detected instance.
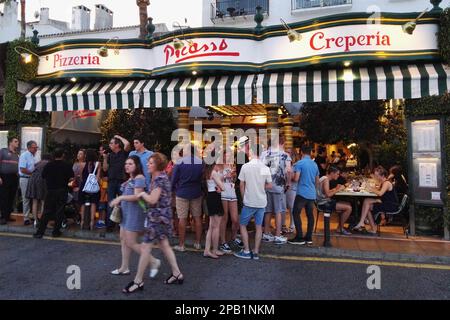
[1,233,449,300]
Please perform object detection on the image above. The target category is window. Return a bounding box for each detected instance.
[212,0,269,21]
[292,0,352,10]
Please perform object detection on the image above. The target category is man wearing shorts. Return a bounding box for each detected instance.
[234,147,272,260]
[171,143,204,251]
[261,136,291,245]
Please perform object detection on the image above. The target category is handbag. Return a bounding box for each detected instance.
[82,162,100,194]
[110,206,122,223]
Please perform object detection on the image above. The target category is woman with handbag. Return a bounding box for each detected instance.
[79,149,101,230]
[109,155,159,277]
[122,153,184,293]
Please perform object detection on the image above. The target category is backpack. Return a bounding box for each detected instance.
[82,162,100,194]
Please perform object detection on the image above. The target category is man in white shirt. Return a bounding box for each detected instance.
[234,146,272,260]
[18,140,37,225]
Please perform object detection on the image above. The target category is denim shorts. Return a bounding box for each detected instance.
[240,206,265,226]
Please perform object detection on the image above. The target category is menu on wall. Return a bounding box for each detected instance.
[0,131,8,149]
[418,162,438,188]
[412,120,440,152]
[410,119,443,205]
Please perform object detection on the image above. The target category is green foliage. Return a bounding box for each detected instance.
[438,8,450,65]
[46,139,99,163]
[299,100,385,144]
[4,39,49,125]
[100,109,177,157]
[376,110,408,174]
[405,93,450,233]
[415,206,444,236]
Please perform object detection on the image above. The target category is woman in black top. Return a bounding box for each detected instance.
[353,166,399,234]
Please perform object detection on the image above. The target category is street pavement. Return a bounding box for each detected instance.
[0,233,449,300]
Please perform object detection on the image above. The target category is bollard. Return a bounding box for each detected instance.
[323,212,332,247]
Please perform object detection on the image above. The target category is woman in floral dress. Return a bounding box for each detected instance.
[122,152,184,294]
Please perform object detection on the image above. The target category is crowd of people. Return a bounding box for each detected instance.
[0,133,409,293]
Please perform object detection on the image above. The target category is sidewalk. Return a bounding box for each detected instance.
[2,212,450,265]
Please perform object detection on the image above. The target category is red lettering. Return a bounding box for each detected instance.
[344,36,355,52]
[382,35,391,46]
[210,42,218,51]
[53,54,61,68]
[335,37,344,47]
[310,31,325,50]
[73,56,80,65]
[164,45,175,65]
[92,56,99,65]
[163,39,239,65]
[357,35,366,46]
[219,39,228,51]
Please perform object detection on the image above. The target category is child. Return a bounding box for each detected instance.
[95,173,108,229]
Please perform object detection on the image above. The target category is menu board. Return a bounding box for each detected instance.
[409,119,444,206]
[0,131,7,149]
[411,120,440,153]
[20,126,43,162]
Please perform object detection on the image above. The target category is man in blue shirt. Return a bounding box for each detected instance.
[129,136,153,190]
[171,143,204,252]
[18,140,38,225]
[289,145,319,245]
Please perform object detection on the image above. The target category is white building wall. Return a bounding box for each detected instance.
[203,0,450,27]
[38,24,169,46]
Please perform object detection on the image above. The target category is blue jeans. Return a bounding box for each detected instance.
[292,195,315,241]
[106,180,123,228]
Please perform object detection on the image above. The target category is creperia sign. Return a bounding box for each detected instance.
[35,16,440,79]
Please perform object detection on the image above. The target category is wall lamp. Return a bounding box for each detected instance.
[97,37,120,57]
[280,18,301,42]
[402,8,429,35]
[172,21,194,50]
[14,46,39,64]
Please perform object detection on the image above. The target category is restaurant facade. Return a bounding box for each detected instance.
[22,1,450,238]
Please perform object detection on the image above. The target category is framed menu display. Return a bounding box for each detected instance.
[408,119,445,206]
[0,131,8,149]
[20,126,45,162]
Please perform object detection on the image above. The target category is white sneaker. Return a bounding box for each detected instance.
[262,233,275,242]
[274,236,287,245]
[149,258,161,278]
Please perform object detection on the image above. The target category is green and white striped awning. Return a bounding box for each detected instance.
[25,74,256,112]
[256,63,450,104]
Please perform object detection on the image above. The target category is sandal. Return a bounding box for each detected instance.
[165,273,184,285]
[111,269,131,276]
[122,281,144,293]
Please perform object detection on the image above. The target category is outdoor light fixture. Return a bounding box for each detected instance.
[97,37,120,57]
[14,46,39,64]
[280,18,301,42]
[192,70,198,75]
[173,37,185,50]
[343,61,352,67]
[173,21,194,49]
[402,8,429,35]
[70,77,77,82]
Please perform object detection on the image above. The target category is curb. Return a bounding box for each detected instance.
[2,224,450,266]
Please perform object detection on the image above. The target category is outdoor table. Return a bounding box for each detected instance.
[334,189,379,227]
